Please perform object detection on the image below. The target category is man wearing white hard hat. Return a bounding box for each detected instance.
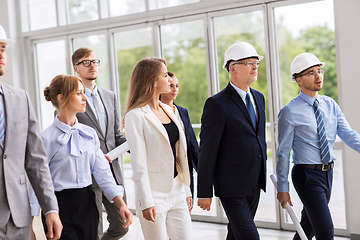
[276,53,360,239]
[0,25,63,239]
[197,42,267,239]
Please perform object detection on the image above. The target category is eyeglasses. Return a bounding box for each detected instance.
[298,69,324,78]
[75,59,100,67]
[232,61,260,67]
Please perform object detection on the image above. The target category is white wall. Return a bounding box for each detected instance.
[334,0,360,239]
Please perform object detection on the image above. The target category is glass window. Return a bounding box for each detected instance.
[213,10,276,223]
[109,0,146,17]
[113,27,153,116]
[35,40,67,130]
[160,19,212,215]
[113,27,153,209]
[67,0,99,24]
[160,19,208,138]
[27,0,57,31]
[149,0,200,10]
[273,0,345,229]
[72,34,110,90]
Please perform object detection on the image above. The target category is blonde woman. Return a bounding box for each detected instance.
[31,75,132,240]
[123,58,192,239]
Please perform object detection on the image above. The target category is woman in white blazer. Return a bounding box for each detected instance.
[123,58,192,240]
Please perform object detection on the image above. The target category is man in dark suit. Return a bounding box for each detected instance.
[72,47,128,240]
[197,42,267,240]
[0,25,62,240]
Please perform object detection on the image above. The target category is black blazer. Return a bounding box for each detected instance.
[197,83,267,198]
[175,103,199,195]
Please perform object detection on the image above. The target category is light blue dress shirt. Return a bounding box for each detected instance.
[276,91,360,192]
[30,116,123,215]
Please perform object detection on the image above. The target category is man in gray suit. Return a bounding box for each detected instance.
[72,47,128,240]
[0,25,62,239]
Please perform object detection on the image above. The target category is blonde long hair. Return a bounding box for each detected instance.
[121,57,166,130]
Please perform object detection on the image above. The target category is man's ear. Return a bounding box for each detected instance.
[73,65,78,74]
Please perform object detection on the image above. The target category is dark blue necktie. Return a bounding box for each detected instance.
[246,93,257,130]
[313,99,331,164]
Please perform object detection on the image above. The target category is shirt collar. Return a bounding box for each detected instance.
[53,116,83,133]
[0,82,3,94]
[229,81,249,100]
[85,84,99,98]
[298,91,321,106]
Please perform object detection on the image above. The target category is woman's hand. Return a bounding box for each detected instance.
[142,206,156,222]
[186,196,193,213]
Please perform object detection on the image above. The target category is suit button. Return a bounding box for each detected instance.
[258,154,262,158]
[3,155,7,159]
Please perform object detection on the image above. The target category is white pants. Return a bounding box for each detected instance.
[136,176,192,240]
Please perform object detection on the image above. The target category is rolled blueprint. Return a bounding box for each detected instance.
[270,174,308,240]
[106,142,129,160]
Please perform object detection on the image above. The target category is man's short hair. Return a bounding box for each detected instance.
[72,47,93,66]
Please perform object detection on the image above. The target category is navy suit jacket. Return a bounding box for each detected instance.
[175,104,199,195]
[197,83,267,198]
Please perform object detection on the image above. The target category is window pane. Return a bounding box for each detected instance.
[113,27,153,210]
[72,34,110,90]
[160,19,212,215]
[113,27,153,116]
[149,0,200,10]
[35,40,67,130]
[68,0,99,24]
[161,20,207,136]
[213,10,276,222]
[28,0,57,31]
[109,0,146,17]
[273,0,346,229]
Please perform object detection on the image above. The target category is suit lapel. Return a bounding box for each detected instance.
[2,85,14,150]
[143,105,170,143]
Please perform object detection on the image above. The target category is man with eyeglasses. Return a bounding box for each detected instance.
[276,53,360,240]
[197,42,267,239]
[72,47,128,240]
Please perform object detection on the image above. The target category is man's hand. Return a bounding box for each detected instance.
[45,212,62,240]
[104,154,112,163]
[142,207,156,222]
[186,196,193,213]
[113,196,133,227]
[277,192,293,209]
[197,198,212,211]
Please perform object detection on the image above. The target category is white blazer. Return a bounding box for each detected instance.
[124,102,191,211]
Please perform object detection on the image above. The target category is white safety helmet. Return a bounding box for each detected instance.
[0,25,15,47]
[223,42,264,71]
[290,53,325,82]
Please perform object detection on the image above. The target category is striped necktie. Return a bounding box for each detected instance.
[313,99,331,164]
[0,102,5,147]
[246,93,257,130]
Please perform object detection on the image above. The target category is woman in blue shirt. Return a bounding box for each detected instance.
[34,74,132,240]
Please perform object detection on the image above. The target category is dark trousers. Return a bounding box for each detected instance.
[42,186,99,240]
[292,165,334,240]
[220,180,261,240]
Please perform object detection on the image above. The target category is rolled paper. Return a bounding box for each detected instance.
[270,174,308,240]
[106,142,129,160]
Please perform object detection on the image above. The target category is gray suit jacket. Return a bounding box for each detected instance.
[76,87,126,185]
[0,84,58,228]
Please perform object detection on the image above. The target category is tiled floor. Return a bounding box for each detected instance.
[33,214,350,240]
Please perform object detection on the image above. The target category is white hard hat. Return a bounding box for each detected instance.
[223,42,263,71]
[290,53,325,82]
[0,25,15,47]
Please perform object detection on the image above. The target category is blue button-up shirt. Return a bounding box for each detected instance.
[85,85,108,127]
[276,91,360,192]
[30,117,123,215]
